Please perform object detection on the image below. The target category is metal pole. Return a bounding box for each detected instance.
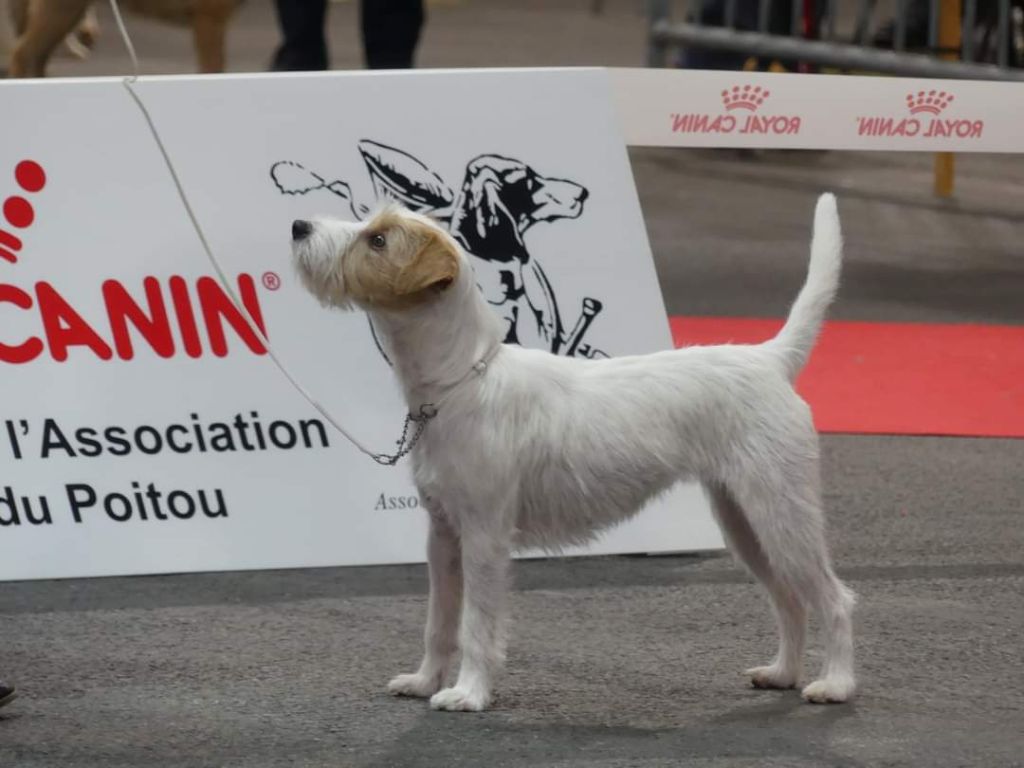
[759,0,772,33]
[929,0,941,47]
[962,0,976,61]
[855,0,875,44]
[647,0,672,67]
[998,0,1010,67]
[935,0,962,198]
[895,0,908,49]
[649,20,1024,79]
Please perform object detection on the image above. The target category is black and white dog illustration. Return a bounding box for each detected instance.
[270,141,607,358]
[448,155,602,356]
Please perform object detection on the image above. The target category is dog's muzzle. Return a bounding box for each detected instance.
[289,216,362,308]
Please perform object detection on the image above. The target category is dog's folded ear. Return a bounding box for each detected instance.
[450,177,528,264]
[394,233,460,295]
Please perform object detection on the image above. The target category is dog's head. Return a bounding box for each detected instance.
[450,155,588,263]
[290,206,462,311]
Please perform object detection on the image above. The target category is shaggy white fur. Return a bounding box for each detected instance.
[290,194,856,712]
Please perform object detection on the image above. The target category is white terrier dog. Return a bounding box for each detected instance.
[289,194,855,712]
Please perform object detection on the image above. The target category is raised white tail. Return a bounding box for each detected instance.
[767,193,843,381]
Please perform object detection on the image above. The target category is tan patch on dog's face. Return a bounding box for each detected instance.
[342,210,460,310]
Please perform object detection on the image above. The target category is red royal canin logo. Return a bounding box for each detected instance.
[906,89,954,115]
[857,90,983,139]
[1,159,275,365]
[670,84,801,136]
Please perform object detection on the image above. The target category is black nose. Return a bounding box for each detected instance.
[292,219,312,241]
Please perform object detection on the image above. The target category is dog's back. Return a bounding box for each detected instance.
[490,194,843,548]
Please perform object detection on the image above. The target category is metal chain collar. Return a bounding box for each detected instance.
[368,338,502,466]
[371,404,439,466]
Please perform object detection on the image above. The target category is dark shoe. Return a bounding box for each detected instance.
[0,682,16,709]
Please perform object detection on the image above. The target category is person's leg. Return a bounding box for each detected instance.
[271,0,328,72]
[0,0,15,76]
[361,0,425,69]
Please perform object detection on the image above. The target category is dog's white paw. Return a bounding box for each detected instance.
[745,664,799,690]
[388,672,441,699]
[429,685,490,712]
[801,676,855,704]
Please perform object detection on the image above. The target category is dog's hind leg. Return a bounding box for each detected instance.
[724,463,857,704]
[8,0,87,77]
[192,0,232,73]
[389,507,462,698]
[705,482,806,690]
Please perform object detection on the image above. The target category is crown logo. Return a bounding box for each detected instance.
[1,160,46,265]
[906,90,954,116]
[721,85,770,112]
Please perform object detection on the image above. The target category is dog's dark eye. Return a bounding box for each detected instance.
[369,233,386,250]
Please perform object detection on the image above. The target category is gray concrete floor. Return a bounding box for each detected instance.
[4,1,1024,766]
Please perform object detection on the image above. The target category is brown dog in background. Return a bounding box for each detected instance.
[3,0,239,77]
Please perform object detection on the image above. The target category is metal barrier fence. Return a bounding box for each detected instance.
[647,0,1024,81]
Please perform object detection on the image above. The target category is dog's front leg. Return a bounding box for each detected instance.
[389,511,462,698]
[430,530,509,712]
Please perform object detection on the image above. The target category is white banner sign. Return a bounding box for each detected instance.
[0,68,722,581]
[610,68,1024,152]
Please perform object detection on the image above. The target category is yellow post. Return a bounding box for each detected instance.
[934,0,962,198]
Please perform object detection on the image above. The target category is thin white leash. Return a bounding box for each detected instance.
[106,0,414,465]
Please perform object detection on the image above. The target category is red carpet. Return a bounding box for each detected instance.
[669,317,1024,438]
